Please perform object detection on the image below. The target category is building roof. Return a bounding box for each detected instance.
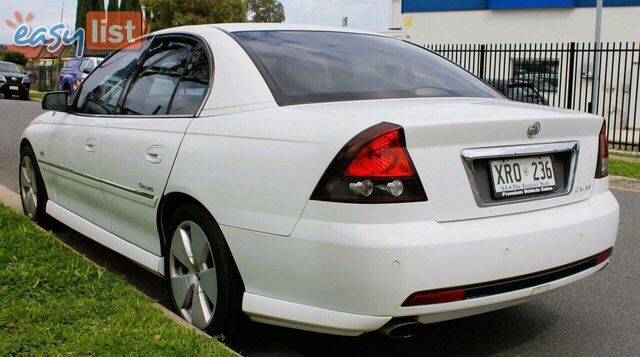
[4,44,67,59]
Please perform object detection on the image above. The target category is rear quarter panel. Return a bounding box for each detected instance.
[165,107,377,236]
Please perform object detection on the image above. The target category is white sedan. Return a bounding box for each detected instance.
[20,24,619,338]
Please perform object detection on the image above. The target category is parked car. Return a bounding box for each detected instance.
[488,79,548,105]
[58,57,102,93]
[21,24,619,339]
[0,60,30,100]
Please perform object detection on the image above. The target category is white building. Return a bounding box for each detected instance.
[388,0,640,45]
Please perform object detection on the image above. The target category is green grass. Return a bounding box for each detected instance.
[610,150,640,160]
[0,204,233,356]
[28,91,43,101]
[610,159,640,180]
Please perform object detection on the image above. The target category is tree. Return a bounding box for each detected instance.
[75,0,107,31]
[248,0,284,23]
[144,0,246,31]
[120,0,142,12]
[2,51,28,66]
[107,0,119,11]
[75,0,89,32]
[94,0,105,11]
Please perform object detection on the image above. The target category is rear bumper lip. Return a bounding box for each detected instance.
[242,259,610,336]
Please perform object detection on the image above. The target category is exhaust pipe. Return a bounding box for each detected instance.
[379,319,423,338]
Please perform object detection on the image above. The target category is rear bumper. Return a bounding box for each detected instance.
[223,181,619,336]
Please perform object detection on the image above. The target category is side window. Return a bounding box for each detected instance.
[170,45,210,114]
[85,59,97,72]
[78,59,89,72]
[74,39,149,115]
[121,37,210,116]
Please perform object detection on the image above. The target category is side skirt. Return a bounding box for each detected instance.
[46,200,164,276]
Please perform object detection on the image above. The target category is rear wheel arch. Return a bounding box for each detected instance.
[158,192,203,249]
[157,192,237,268]
[20,138,32,153]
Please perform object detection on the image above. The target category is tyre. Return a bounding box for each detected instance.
[165,203,245,339]
[19,145,50,226]
[4,92,12,99]
[20,92,29,100]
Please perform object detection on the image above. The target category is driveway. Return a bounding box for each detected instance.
[1,98,638,356]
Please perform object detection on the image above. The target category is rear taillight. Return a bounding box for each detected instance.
[595,121,609,178]
[311,122,427,203]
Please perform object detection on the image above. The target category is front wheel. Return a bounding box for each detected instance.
[20,92,29,100]
[19,145,50,226]
[165,203,245,339]
[4,92,12,100]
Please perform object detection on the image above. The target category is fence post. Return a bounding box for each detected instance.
[478,44,486,80]
[566,42,577,109]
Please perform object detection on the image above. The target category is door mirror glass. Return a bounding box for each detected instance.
[42,91,69,111]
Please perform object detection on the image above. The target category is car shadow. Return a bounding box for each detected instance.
[235,303,560,356]
[48,219,560,356]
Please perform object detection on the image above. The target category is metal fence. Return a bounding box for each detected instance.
[426,42,640,151]
[24,66,58,92]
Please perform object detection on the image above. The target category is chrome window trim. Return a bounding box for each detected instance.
[460,141,580,207]
[68,31,214,119]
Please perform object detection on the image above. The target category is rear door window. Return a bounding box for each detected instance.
[120,37,210,116]
[169,45,210,115]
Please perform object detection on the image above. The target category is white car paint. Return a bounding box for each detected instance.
[21,24,619,336]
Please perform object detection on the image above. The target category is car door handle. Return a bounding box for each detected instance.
[146,146,165,164]
[85,137,97,153]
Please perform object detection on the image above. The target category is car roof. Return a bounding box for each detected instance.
[153,23,383,37]
[213,23,380,35]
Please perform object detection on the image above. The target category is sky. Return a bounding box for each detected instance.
[0,0,390,44]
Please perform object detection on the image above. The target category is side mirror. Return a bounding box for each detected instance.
[83,67,93,74]
[42,91,69,112]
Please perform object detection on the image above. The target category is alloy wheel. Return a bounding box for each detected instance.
[169,220,218,329]
[20,156,38,218]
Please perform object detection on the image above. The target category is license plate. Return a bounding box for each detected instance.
[490,155,556,198]
[9,86,19,91]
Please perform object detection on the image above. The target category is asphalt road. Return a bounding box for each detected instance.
[1,99,638,356]
[0,98,44,192]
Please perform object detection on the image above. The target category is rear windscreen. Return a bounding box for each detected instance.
[232,31,501,105]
